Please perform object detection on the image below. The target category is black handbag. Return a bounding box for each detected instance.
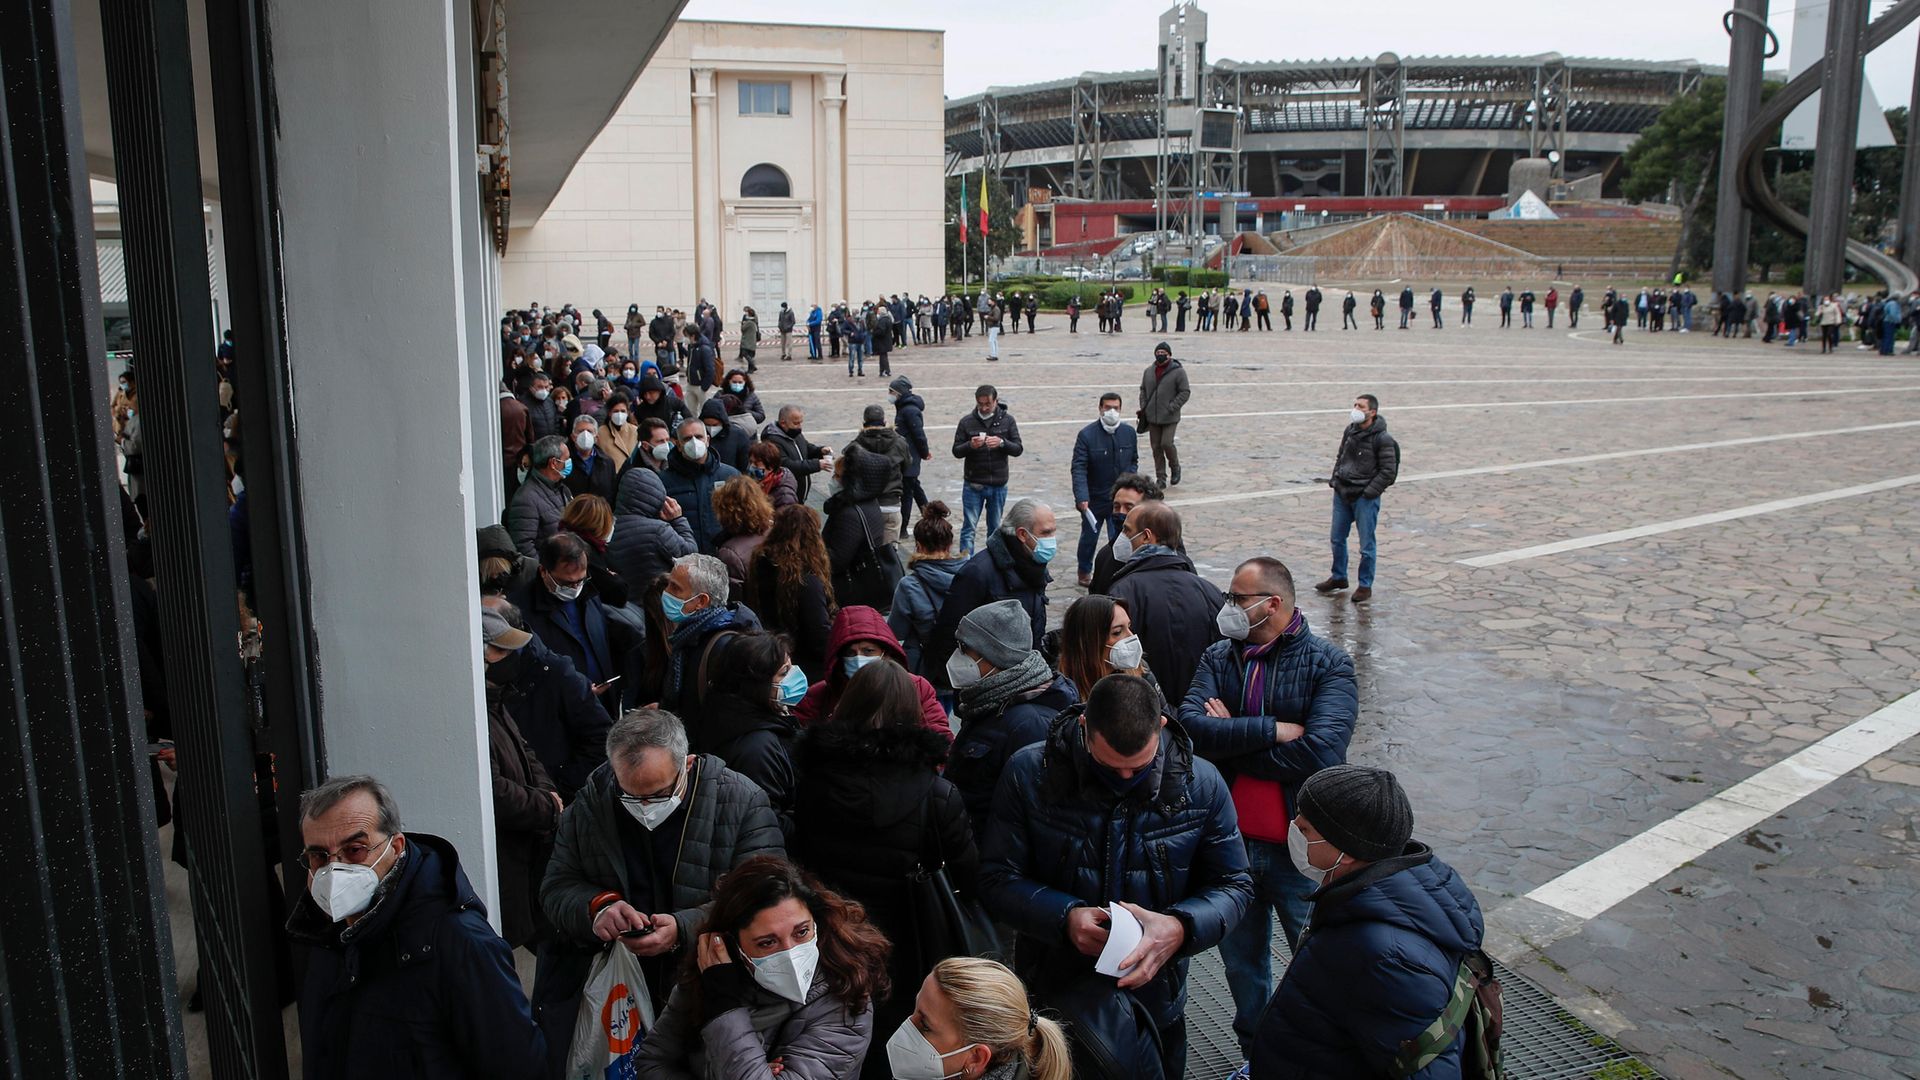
[905,790,1005,967]
[837,510,903,613]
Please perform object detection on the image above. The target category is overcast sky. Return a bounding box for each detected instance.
[681,0,1919,107]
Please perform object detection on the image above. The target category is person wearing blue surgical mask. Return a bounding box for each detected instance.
[636,855,890,1078]
[685,630,802,838]
[933,499,1057,691]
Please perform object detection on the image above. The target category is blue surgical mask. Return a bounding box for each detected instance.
[560,457,574,479]
[842,653,880,678]
[661,590,694,624]
[778,665,810,705]
[1031,536,1058,564]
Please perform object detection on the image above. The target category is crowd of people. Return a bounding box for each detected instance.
[263,294,1499,1080]
[1705,287,1920,355]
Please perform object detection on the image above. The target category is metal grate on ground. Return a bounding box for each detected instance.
[1182,936,1658,1078]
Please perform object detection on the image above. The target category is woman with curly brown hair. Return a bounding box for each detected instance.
[712,475,775,601]
[747,503,836,681]
[636,854,891,1080]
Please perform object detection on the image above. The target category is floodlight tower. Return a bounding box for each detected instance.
[1154,3,1204,248]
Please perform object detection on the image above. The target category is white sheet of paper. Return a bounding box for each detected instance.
[1083,508,1099,532]
[1094,902,1144,978]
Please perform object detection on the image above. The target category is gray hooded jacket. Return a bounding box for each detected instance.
[609,466,699,585]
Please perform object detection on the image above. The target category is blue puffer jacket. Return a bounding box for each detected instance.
[288,834,545,1080]
[980,709,1253,1032]
[946,672,1079,834]
[1251,845,1485,1079]
[889,555,965,676]
[608,466,698,585]
[1177,615,1356,810]
[659,446,741,553]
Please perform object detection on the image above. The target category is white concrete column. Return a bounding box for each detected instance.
[691,67,722,306]
[454,6,504,526]
[817,73,846,304]
[267,0,499,914]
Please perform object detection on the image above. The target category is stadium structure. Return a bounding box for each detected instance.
[945,3,1716,266]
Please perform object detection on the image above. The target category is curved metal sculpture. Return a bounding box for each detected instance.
[1734,0,1920,294]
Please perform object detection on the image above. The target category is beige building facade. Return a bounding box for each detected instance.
[502,20,946,322]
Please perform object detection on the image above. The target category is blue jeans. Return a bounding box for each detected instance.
[1330,493,1380,587]
[1221,838,1316,1056]
[959,482,1007,555]
[848,343,866,373]
[1077,508,1120,574]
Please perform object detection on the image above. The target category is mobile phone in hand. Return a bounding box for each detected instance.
[619,917,656,939]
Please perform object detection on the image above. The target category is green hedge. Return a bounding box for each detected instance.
[1036,282,1154,309]
[1164,267,1190,286]
[1189,269,1229,288]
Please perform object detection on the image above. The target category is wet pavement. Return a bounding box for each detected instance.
[756,312,1920,1078]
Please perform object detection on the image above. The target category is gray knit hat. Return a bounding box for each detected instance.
[888,375,913,394]
[1295,765,1413,862]
[955,599,1033,669]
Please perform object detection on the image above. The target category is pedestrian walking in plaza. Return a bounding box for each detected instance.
[1498,286,1513,328]
[1461,285,1475,325]
[1428,287,1443,328]
[1397,286,1414,329]
[1317,394,1398,604]
[1612,294,1629,344]
[951,385,1024,555]
[979,674,1252,1080]
[1370,289,1385,329]
[737,306,760,372]
[1568,284,1583,328]
[1179,555,1357,1061]
[1138,341,1190,489]
[1544,287,1559,328]
[1249,766,1489,1080]
[1072,393,1140,587]
[1303,285,1322,331]
[1341,291,1358,329]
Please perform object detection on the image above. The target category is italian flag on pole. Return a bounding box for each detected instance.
[958,176,968,244]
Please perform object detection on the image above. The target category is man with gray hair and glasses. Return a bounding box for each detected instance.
[287,774,546,1079]
[531,706,784,1073]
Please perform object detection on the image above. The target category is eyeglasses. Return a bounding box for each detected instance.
[299,834,392,872]
[619,770,685,806]
[1224,592,1273,605]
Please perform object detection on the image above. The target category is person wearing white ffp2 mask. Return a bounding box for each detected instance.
[290,775,548,1079]
[637,855,889,1076]
[887,957,1071,1080]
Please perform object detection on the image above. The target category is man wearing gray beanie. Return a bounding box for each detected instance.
[1250,764,1490,1079]
[942,599,1079,835]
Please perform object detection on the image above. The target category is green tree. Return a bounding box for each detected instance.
[1621,77,1726,278]
[945,174,1018,285]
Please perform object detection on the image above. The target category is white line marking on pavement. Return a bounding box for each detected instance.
[1164,420,1920,508]
[1457,473,1920,567]
[1526,690,1920,921]
[788,374,1915,396]
[812,383,1920,437]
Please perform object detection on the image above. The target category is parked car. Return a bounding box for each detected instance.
[1059,266,1098,281]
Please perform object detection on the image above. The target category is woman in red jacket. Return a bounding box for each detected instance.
[793,604,951,743]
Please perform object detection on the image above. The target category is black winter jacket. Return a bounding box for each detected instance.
[892,392,930,477]
[608,465,699,586]
[487,697,559,948]
[691,689,799,841]
[661,447,741,553]
[761,422,830,501]
[506,471,570,557]
[980,712,1253,1035]
[1330,416,1400,501]
[533,756,784,1074]
[1106,549,1226,705]
[289,834,545,1080]
[699,397,752,475]
[945,672,1079,834]
[498,632,615,799]
[847,427,913,507]
[951,405,1024,487]
[927,528,1050,680]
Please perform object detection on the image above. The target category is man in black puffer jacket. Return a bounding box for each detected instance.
[289,776,546,1080]
[533,707,783,1076]
[1105,500,1224,705]
[951,385,1023,555]
[926,498,1055,680]
[1317,392,1398,604]
[981,675,1252,1080]
[890,376,932,538]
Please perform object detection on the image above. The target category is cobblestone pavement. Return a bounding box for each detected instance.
[746,314,1920,1078]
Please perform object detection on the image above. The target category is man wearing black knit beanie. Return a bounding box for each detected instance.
[1249,765,1489,1079]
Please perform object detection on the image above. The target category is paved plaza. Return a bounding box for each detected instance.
[757,304,1920,1078]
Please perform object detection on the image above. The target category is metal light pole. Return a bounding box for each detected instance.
[1714,0,1772,297]
[1804,0,1869,296]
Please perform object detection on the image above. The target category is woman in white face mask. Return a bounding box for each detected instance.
[885,957,1070,1080]
[1056,595,1152,701]
[636,854,892,1080]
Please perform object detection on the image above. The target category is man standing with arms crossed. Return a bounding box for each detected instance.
[1316,394,1398,604]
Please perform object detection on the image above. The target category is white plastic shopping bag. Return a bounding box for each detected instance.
[564,944,657,1080]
